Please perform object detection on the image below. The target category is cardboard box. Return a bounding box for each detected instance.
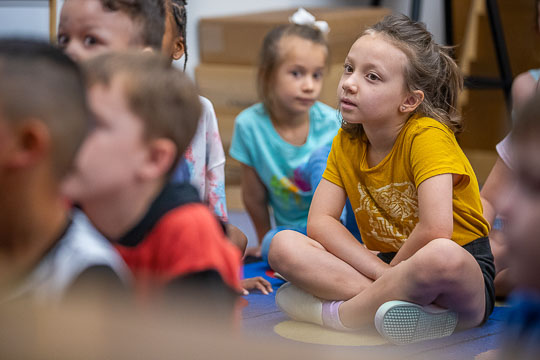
[213,106,243,151]
[211,107,243,186]
[196,62,344,111]
[199,7,391,66]
[225,155,242,187]
[463,148,498,186]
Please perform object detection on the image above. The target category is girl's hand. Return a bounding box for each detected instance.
[241,277,273,295]
[244,245,262,258]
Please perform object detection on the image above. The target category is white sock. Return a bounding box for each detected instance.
[276,283,355,331]
[321,300,353,331]
[275,283,323,325]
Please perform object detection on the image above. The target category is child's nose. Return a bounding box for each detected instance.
[302,76,314,92]
[64,42,83,62]
[342,77,357,93]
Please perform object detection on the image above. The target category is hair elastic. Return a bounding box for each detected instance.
[289,8,330,35]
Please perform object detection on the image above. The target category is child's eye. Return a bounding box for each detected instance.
[291,70,302,78]
[313,71,323,80]
[83,35,98,47]
[57,34,68,47]
[366,73,380,81]
[343,64,353,74]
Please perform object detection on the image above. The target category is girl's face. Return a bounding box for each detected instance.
[58,0,138,62]
[270,36,327,118]
[338,33,409,128]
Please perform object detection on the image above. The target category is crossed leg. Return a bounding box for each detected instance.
[269,230,374,301]
[269,231,486,331]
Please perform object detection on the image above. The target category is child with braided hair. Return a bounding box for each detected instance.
[162,0,228,225]
[161,0,272,295]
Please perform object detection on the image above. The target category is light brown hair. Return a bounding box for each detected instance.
[83,51,201,174]
[257,24,329,118]
[342,14,463,139]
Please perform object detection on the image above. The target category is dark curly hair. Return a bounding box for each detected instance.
[99,0,166,50]
[169,0,188,70]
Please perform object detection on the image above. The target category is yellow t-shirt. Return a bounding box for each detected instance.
[323,115,489,253]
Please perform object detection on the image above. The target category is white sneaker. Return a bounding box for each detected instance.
[275,282,324,326]
[374,300,458,345]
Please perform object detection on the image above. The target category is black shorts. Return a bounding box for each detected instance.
[377,237,496,323]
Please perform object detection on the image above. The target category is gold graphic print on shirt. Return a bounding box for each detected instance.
[356,181,419,248]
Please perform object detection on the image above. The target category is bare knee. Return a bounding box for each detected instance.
[399,239,486,326]
[409,239,470,288]
[268,230,305,273]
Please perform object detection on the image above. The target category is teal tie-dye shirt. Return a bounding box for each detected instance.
[229,102,340,227]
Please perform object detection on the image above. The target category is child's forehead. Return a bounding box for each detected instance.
[354,33,403,55]
[60,0,136,27]
[278,35,323,52]
[277,36,327,63]
[348,34,408,69]
[61,0,105,19]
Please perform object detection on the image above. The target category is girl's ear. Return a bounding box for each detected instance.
[400,90,424,114]
[137,138,177,180]
[171,37,185,61]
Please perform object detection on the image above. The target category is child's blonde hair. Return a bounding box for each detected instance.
[342,14,463,138]
[83,51,201,175]
[257,24,329,118]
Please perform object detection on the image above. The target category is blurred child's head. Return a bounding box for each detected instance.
[62,51,201,204]
[340,14,463,138]
[0,39,88,182]
[161,0,187,68]
[58,0,166,61]
[257,24,329,119]
[503,94,540,291]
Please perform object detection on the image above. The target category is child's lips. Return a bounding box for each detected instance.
[297,97,315,105]
[340,98,357,109]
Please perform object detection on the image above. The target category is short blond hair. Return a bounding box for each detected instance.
[83,51,201,174]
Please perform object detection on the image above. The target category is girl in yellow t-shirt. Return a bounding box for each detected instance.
[268,14,495,345]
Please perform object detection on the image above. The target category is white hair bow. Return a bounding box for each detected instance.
[289,8,330,35]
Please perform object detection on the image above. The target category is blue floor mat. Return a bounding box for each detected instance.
[241,260,508,359]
